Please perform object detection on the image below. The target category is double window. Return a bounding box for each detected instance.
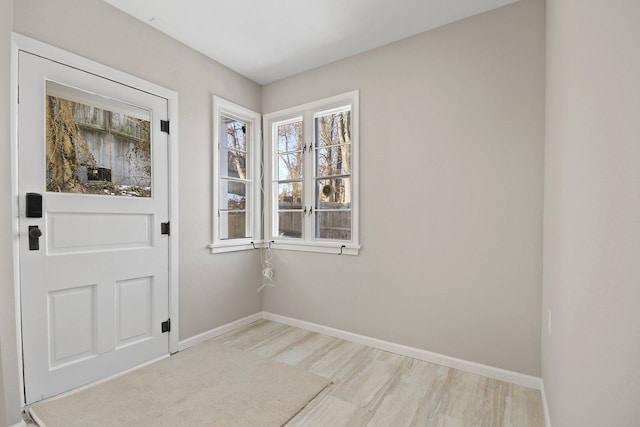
[211,91,359,255]
[264,91,359,255]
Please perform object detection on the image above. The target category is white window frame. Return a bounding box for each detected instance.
[263,91,360,255]
[209,96,262,253]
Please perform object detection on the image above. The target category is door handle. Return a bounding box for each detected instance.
[29,226,42,251]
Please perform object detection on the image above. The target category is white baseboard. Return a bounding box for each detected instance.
[178,312,263,351]
[540,380,552,427]
[176,311,543,392]
[21,310,550,426]
[263,312,542,390]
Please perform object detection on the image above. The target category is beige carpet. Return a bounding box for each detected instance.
[29,340,330,427]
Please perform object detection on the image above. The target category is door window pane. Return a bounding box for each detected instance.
[45,82,152,197]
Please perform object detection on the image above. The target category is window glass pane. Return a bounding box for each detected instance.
[220,211,247,240]
[315,110,351,148]
[278,153,303,180]
[316,145,350,177]
[277,211,304,238]
[316,177,351,209]
[277,121,303,153]
[278,182,303,209]
[220,181,246,210]
[46,85,151,197]
[223,117,247,151]
[316,211,351,241]
[220,147,247,179]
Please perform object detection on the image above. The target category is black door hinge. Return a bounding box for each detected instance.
[161,222,170,235]
[161,319,171,333]
[160,120,170,134]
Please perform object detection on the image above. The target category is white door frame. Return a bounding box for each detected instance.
[10,33,180,408]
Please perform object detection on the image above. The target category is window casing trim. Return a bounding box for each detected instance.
[209,96,262,253]
[263,90,360,255]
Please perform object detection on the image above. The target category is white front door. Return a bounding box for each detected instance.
[18,51,171,404]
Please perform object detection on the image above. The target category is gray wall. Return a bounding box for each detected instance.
[543,0,640,426]
[2,0,263,421]
[262,0,545,376]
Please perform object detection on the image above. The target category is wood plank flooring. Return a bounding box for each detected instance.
[214,320,545,427]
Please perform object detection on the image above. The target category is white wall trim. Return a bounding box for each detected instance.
[9,421,27,427]
[178,312,263,351]
[166,88,180,355]
[263,312,543,390]
[541,380,552,427]
[10,32,26,414]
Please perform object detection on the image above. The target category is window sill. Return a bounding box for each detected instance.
[209,240,360,255]
[267,240,360,256]
[208,240,264,254]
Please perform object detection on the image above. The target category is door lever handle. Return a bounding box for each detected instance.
[29,226,42,251]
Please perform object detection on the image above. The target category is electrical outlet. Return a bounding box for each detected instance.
[547,309,552,336]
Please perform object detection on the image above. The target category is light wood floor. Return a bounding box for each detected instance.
[214,319,545,427]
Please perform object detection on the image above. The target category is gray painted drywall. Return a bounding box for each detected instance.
[2,0,263,420]
[262,0,544,376]
[543,0,640,425]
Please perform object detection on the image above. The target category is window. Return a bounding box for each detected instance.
[46,81,152,197]
[264,91,360,255]
[209,96,261,253]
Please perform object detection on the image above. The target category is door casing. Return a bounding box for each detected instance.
[10,33,180,408]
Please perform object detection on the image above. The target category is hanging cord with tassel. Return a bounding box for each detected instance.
[257,244,275,293]
[257,133,275,293]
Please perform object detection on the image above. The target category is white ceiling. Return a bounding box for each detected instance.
[104,0,520,85]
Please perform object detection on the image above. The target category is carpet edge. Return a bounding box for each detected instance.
[27,407,46,427]
[280,380,333,426]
